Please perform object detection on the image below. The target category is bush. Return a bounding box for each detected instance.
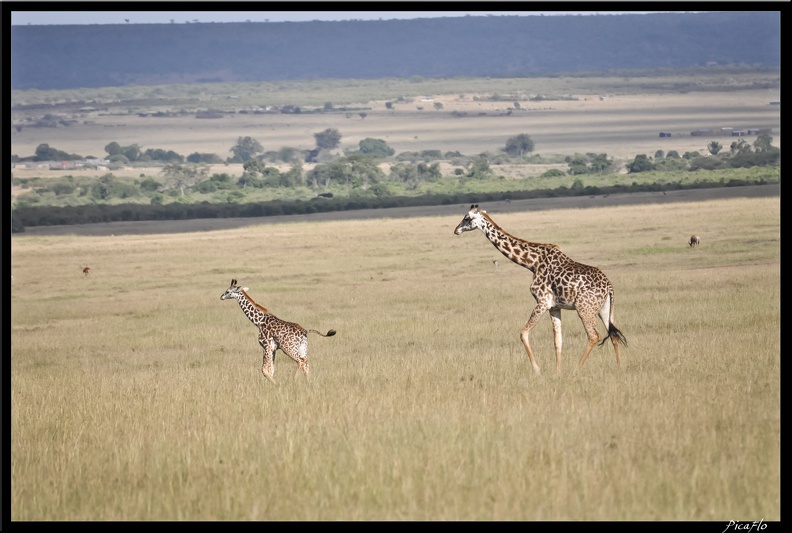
[688,157,725,171]
[51,182,77,195]
[195,181,218,193]
[627,154,655,173]
[208,173,236,190]
[358,138,395,157]
[503,134,535,157]
[108,154,130,164]
[187,152,222,164]
[139,177,161,192]
[540,169,566,178]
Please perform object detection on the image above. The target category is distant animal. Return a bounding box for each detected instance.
[689,235,701,247]
[454,204,627,374]
[220,279,336,383]
[81,265,92,277]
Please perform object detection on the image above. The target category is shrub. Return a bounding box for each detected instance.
[108,154,130,164]
[688,157,725,171]
[627,154,655,173]
[139,177,161,192]
[540,169,566,178]
[194,181,218,193]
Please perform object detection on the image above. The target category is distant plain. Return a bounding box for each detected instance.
[10,72,781,187]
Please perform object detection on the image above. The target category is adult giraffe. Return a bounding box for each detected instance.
[454,204,627,374]
[220,279,336,383]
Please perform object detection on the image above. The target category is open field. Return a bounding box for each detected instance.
[10,194,780,521]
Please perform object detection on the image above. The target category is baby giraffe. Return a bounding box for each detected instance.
[220,279,336,383]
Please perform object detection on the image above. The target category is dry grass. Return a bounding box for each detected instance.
[10,195,780,521]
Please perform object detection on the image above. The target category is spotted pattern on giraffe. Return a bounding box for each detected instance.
[221,279,336,384]
[454,204,627,375]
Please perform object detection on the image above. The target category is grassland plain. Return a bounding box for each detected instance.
[10,194,780,521]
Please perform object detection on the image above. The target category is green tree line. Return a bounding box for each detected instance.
[11,132,780,232]
[11,173,777,234]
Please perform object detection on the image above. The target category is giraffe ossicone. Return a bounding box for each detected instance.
[454,204,627,375]
[221,279,336,384]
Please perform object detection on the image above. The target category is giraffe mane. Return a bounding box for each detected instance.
[479,211,508,234]
[480,210,558,249]
[240,288,270,314]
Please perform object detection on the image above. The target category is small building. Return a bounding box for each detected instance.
[50,161,77,170]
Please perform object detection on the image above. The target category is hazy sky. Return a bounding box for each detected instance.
[10,10,659,26]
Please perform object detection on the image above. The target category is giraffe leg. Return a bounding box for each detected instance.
[611,334,622,369]
[577,335,599,368]
[576,313,601,368]
[289,354,308,380]
[292,340,310,380]
[520,304,549,375]
[262,354,276,383]
[296,358,310,380]
[549,308,563,373]
[280,347,309,380]
[598,302,623,369]
[261,354,276,384]
[259,339,277,384]
[607,321,623,369]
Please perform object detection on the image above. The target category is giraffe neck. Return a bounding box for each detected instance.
[480,214,550,272]
[236,290,270,326]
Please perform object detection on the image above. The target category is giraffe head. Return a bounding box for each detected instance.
[220,278,248,301]
[454,204,487,235]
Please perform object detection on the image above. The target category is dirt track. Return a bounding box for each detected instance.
[16,183,780,237]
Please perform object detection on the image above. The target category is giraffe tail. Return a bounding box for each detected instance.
[599,323,627,348]
[309,329,337,337]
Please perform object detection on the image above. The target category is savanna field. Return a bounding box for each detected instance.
[10,195,780,520]
[10,68,781,522]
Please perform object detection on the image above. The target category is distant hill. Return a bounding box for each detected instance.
[10,11,780,90]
